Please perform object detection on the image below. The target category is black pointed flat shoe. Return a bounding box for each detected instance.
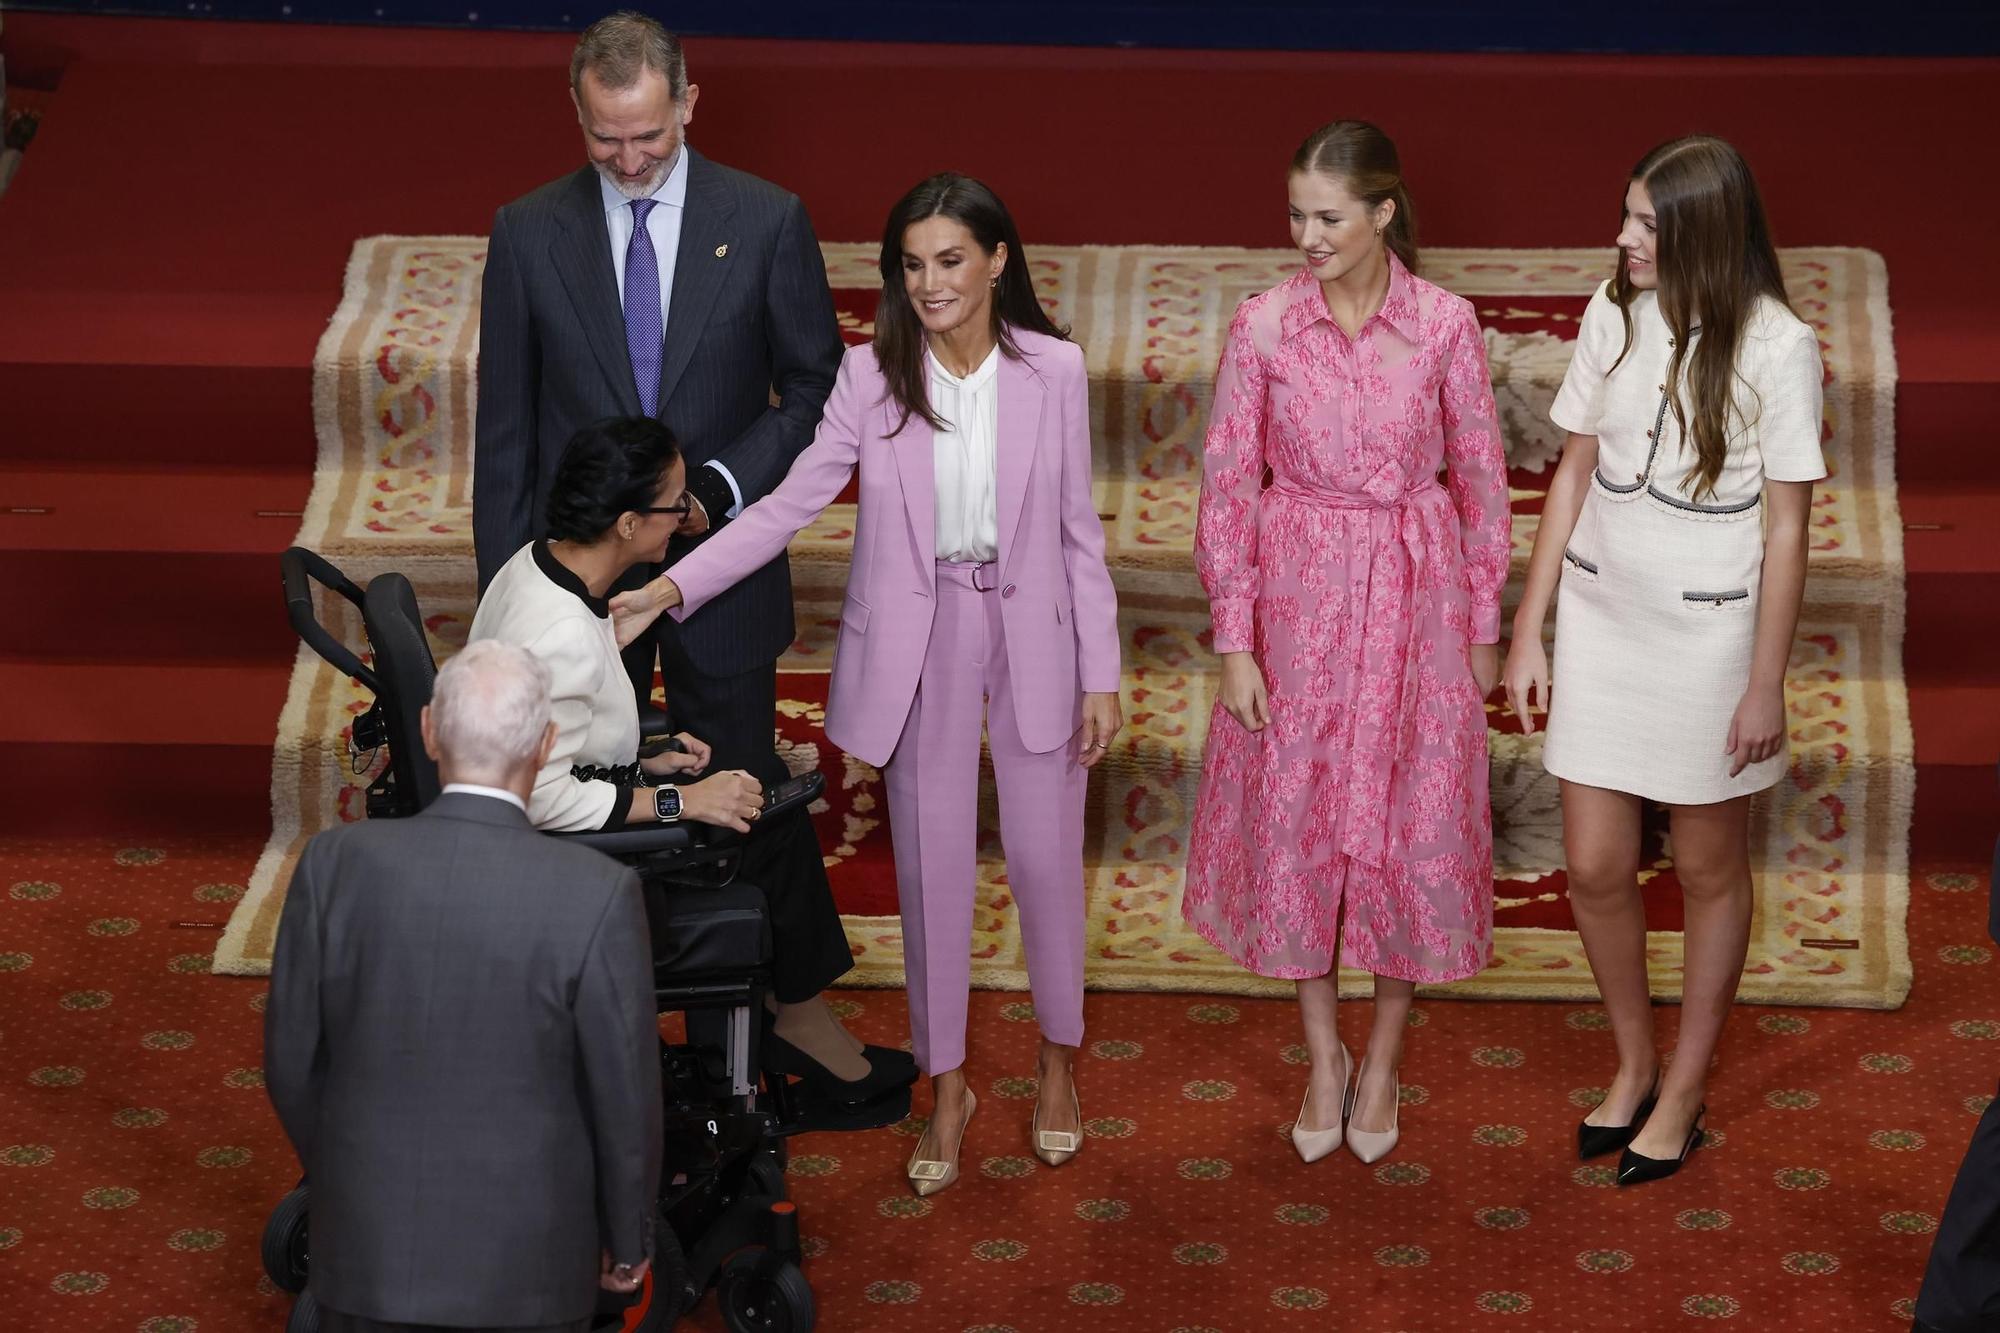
[1577,1072,1662,1160]
[1616,1104,1707,1186]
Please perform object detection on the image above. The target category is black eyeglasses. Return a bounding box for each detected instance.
[639,498,695,518]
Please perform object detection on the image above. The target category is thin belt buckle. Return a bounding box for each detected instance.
[968,563,998,591]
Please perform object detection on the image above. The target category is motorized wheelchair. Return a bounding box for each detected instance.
[258,547,913,1333]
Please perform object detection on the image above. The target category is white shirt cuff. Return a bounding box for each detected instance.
[703,460,745,518]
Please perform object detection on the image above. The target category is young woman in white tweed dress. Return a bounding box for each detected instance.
[1503,136,1826,1185]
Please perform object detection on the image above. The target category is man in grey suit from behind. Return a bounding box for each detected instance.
[265,640,661,1333]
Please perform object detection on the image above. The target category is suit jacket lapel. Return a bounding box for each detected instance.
[658,150,737,414]
[996,350,1045,575]
[549,168,642,415]
[887,391,938,593]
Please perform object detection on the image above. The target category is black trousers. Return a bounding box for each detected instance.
[322,1311,590,1333]
[1914,1075,2000,1331]
[622,620,852,1003]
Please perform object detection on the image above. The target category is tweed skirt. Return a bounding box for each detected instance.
[1542,476,1785,806]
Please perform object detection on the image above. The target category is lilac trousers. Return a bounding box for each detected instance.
[879,560,1089,1075]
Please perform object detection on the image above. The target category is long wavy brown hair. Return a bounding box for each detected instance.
[872,173,1069,435]
[1611,135,1791,500]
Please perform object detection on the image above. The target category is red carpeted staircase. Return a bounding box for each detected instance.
[1,15,1995,856]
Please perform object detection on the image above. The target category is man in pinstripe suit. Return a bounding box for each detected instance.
[474,13,889,1086]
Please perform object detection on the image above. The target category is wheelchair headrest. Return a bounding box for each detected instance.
[360,572,443,813]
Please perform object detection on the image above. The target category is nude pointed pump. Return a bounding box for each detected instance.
[1344,1057,1400,1164]
[1290,1043,1352,1163]
[905,1090,977,1198]
[1033,1082,1084,1168]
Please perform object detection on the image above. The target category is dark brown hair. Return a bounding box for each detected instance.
[872,173,1069,435]
[1611,135,1791,500]
[1290,120,1418,273]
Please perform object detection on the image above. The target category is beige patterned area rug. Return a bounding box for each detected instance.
[215,239,1910,1009]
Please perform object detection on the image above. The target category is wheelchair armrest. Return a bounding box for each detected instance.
[543,771,819,865]
[637,703,670,739]
[548,824,698,857]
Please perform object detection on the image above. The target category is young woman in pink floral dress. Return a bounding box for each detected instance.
[1182,121,1511,1164]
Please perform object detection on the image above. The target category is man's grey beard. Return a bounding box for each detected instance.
[594,134,686,201]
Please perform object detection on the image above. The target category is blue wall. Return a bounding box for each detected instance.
[11,0,2000,56]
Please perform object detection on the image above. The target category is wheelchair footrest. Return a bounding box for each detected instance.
[769,1080,913,1136]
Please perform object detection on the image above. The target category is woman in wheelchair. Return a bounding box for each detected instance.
[612,174,1124,1198]
[470,416,916,1102]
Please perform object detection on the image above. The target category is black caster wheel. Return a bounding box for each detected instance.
[747,1152,787,1202]
[262,1186,311,1293]
[285,1288,322,1333]
[718,1250,814,1333]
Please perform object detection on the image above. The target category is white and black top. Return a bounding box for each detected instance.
[467,542,640,832]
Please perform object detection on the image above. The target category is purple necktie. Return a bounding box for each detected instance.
[624,198,663,416]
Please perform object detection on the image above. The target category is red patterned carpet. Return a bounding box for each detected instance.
[3,831,1992,1329]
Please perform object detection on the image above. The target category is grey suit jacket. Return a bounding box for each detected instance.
[264,793,661,1327]
[474,151,844,676]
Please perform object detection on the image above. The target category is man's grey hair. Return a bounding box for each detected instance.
[571,10,687,100]
[430,640,553,780]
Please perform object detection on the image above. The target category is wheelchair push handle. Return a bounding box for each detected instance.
[280,546,381,693]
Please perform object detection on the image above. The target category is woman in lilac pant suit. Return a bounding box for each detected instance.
[615,173,1123,1198]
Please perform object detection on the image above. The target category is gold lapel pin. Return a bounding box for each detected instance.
[715,244,729,258]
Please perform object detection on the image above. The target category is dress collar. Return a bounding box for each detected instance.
[1279,251,1422,345]
[532,540,611,619]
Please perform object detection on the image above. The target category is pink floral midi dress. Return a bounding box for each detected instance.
[1181,258,1512,983]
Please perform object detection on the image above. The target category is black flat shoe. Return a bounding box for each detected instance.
[1616,1104,1706,1186]
[760,1021,918,1103]
[1577,1071,1662,1160]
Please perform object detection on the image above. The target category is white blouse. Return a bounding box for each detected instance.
[467,542,639,833]
[929,343,1002,562]
[1550,282,1826,509]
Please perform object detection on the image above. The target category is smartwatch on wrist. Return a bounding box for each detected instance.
[653,785,683,823]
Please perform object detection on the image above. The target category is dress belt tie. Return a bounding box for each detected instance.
[1265,474,1448,869]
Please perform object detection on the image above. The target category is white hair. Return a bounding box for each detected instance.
[429,640,552,780]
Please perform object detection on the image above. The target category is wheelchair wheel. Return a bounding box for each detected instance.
[718,1251,814,1333]
[285,1288,322,1333]
[747,1153,787,1202]
[630,1201,693,1332]
[261,1186,311,1293]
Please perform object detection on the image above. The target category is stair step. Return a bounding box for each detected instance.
[1897,381,2000,486]
[1909,686,2000,768]
[0,465,312,663]
[0,741,275,837]
[0,464,311,554]
[0,360,315,467]
[0,551,300,664]
[1914,761,2000,866]
[1902,484,2000,575]
[0,662,289,747]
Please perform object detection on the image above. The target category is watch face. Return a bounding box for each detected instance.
[654,786,683,821]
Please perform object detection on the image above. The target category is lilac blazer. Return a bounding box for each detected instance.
[667,328,1121,767]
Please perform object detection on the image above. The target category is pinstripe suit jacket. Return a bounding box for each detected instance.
[474,151,844,675]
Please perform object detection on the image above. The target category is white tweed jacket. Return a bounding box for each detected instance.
[467,542,638,832]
